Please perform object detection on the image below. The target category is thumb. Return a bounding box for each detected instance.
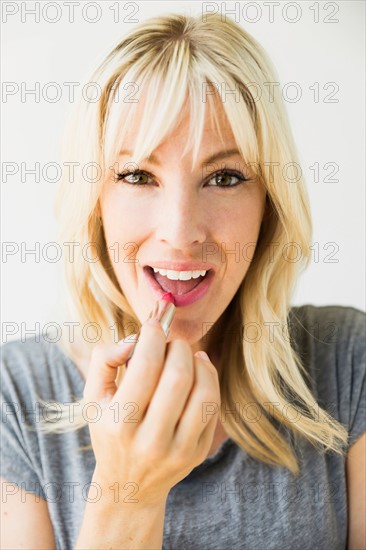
[83,335,138,403]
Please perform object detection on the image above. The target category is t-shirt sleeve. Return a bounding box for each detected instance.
[0,355,47,500]
[290,304,366,453]
[345,308,366,449]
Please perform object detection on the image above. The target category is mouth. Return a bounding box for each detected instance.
[143,266,215,307]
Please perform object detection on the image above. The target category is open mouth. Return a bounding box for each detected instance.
[144,266,209,294]
[143,266,215,307]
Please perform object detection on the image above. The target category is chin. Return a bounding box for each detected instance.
[167,318,210,346]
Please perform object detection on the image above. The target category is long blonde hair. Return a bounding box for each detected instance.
[37,12,348,475]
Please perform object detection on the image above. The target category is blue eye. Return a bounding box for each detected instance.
[113,169,249,188]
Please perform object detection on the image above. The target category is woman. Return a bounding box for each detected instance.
[1,12,365,550]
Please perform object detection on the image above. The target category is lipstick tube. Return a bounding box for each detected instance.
[125,296,176,367]
[115,296,176,387]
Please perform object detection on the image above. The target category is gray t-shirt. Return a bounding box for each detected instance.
[1,304,365,549]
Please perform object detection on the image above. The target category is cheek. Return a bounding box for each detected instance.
[101,192,150,241]
[210,200,263,243]
[210,200,264,278]
[101,187,264,245]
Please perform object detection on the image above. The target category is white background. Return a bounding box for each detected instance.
[1,1,365,344]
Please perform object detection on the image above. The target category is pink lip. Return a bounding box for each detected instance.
[143,266,215,307]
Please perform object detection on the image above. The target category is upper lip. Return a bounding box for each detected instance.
[143,261,217,273]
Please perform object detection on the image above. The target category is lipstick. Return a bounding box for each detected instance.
[125,292,176,368]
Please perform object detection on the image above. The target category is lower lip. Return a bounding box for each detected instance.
[143,267,215,307]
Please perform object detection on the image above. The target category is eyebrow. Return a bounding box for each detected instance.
[118,148,241,166]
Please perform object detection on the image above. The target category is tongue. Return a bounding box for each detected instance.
[154,272,204,295]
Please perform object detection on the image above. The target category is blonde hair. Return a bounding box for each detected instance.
[37,12,349,475]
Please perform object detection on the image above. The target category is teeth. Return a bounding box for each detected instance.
[152,267,207,280]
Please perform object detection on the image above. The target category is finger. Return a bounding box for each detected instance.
[111,318,168,428]
[173,353,221,451]
[83,335,138,403]
[139,339,194,442]
[196,404,220,460]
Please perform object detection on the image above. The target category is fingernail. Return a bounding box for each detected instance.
[195,351,210,362]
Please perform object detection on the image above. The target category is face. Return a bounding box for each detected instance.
[99,97,267,356]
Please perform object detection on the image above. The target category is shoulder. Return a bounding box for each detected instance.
[1,336,83,403]
[288,303,365,342]
[288,303,365,449]
[2,335,51,368]
[287,303,365,369]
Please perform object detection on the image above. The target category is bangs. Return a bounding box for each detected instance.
[102,40,259,177]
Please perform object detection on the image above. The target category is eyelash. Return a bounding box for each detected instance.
[113,169,250,189]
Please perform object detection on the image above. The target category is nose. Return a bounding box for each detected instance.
[154,184,207,249]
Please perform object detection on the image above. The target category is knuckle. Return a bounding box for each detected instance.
[196,388,215,404]
[105,420,123,438]
[172,338,192,354]
[166,339,191,360]
[167,366,192,391]
[90,343,108,363]
[165,340,193,378]
[102,415,131,440]
[130,347,164,373]
[171,444,190,467]
[138,438,164,461]
[141,321,164,337]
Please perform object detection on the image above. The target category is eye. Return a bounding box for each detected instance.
[113,170,152,186]
[113,168,250,188]
[206,170,249,188]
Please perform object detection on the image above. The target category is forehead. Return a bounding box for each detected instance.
[123,90,235,151]
[102,71,253,175]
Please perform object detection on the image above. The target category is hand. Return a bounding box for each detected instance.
[83,317,221,508]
